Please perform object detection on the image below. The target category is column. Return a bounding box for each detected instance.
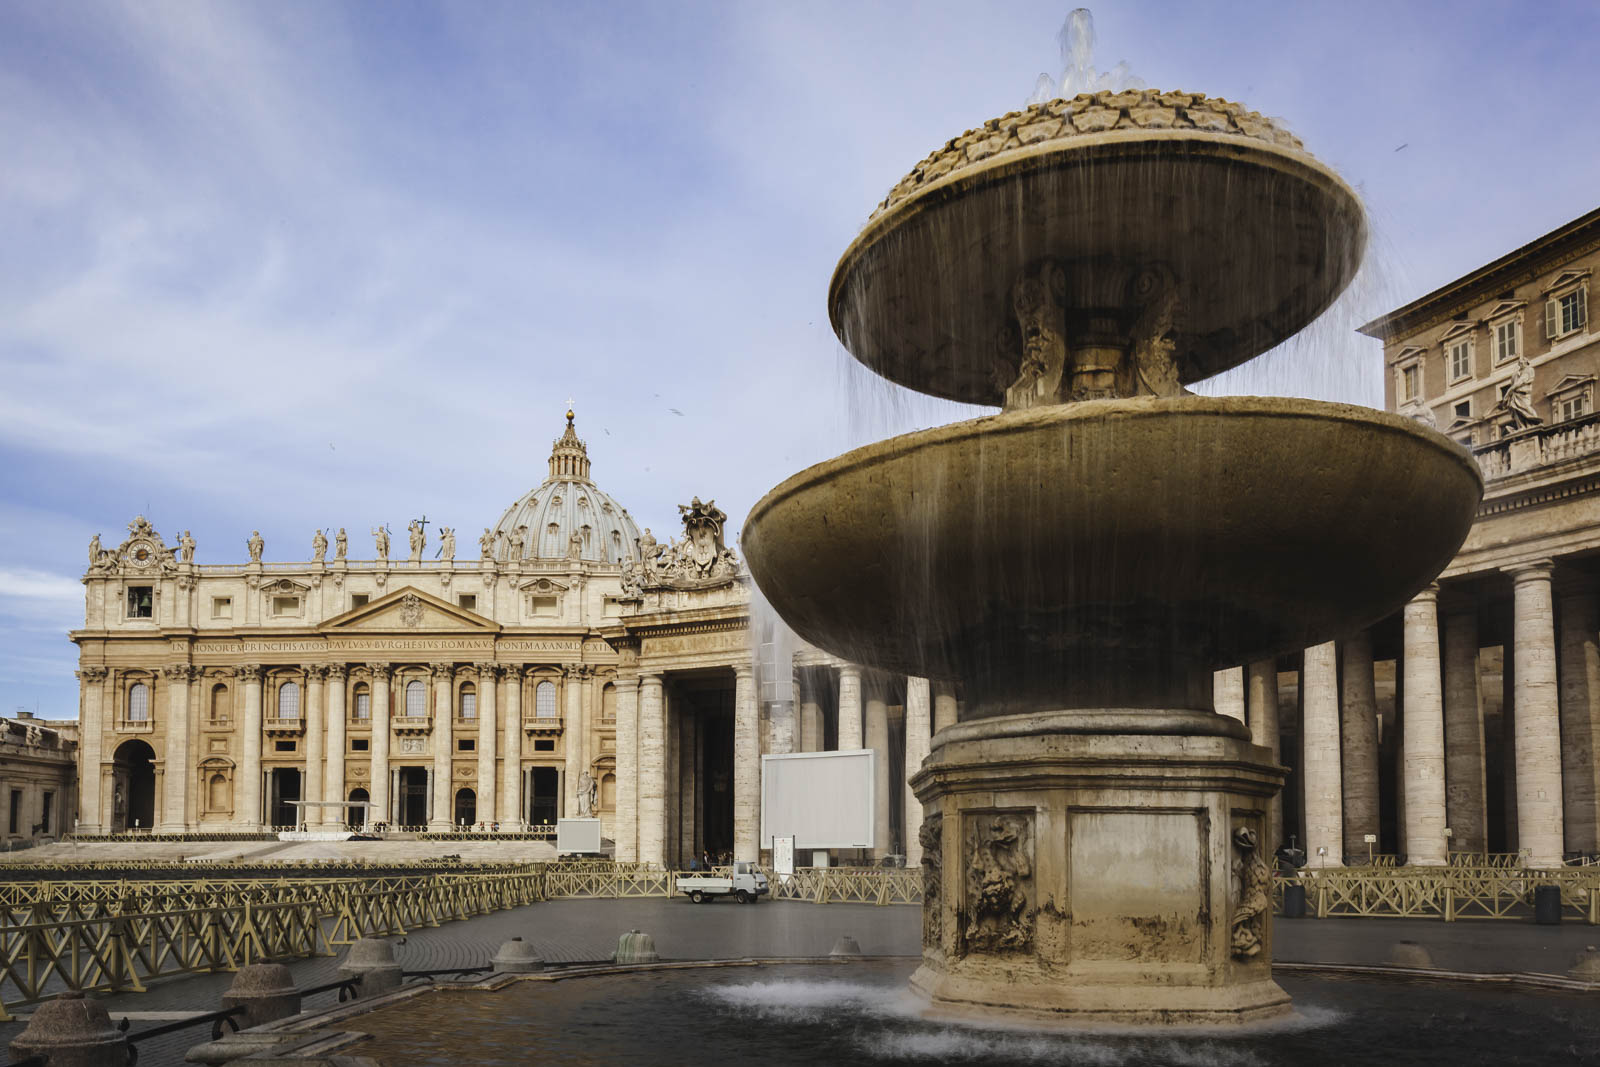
[1246,660,1281,849]
[160,665,192,831]
[303,666,326,826]
[864,676,890,857]
[904,676,931,867]
[1401,585,1448,865]
[429,664,453,830]
[502,668,524,829]
[1339,632,1381,862]
[564,666,586,818]
[678,711,696,866]
[324,667,347,827]
[77,668,107,833]
[637,674,666,867]
[368,665,391,829]
[1442,610,1487,853]
[1301,643,1343,867]
[798,671,822,753]
[838,666,863,749]
[475,665,497,824]
[1213,667,1245,722]
[1557,588,1600,854]
[1509,561,1565,867]
[932,681,958,734]
[769,690,796,756]
[614,676,640,860]
[239,664,264,831]
[733,665,759,863]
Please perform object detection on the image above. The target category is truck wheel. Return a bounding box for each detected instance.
[690,890,705,904]
[735,890,751,904]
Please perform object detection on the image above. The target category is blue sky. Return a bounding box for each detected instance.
[3,0,1597,720]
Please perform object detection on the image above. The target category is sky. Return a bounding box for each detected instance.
[2,0,1597,720]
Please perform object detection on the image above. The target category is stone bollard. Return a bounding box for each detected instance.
[1387,940,1433,969]
[829,935,863,957]
[492,936,545,973]
[338,937,403,998]
[613,929,660,964]
[221,963,302,1030]
[1570,945,1600,982]
[7,990,129,1067]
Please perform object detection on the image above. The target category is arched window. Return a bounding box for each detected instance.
[405,679,425,718]
[535,680,557,719]
[459,682,477,719]
[277,681,300,720]
[128,682,150,721]
[601,683,617,722]
[353,683,370,721]
[210,684,231,723]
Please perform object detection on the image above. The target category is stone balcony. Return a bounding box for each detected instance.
[523,715,564,739]
[392,715,433,737]
[113,717,154,734]
[263,717,304,737]
[1472,413,1600,483]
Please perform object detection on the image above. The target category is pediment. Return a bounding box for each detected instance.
[1546,373,1596,397]
[1438,320,1476,343]
[262,577,312,595]
[320,586,499,633]
[1543,268,1591,295]
[1394,345,1425,363]
[1483,299,1525,321]
[514,576,570,594]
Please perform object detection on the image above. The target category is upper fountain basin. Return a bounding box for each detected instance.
[743,397,1482,715]
[830,91,1365,406]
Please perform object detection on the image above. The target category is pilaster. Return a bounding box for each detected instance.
[239,665,264,831]
[429,663,453,831]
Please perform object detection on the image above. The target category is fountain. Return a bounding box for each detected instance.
[742,13,1484,1026]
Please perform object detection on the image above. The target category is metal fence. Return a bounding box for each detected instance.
[1277,866,1600,923]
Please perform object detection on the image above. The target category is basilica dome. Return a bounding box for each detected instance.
[488,410,641,565]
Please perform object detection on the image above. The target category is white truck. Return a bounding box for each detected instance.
[676,861,771,904]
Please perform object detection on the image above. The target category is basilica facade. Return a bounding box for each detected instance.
[70,412,946,867]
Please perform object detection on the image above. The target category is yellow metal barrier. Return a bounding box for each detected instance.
[1280,866,1600,923]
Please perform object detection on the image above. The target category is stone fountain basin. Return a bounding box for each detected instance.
[743,396,1482,714]
[830,128,1365,407]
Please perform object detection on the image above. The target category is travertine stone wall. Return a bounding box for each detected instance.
[904,676,931,867]
[838,667,863,749]
[637,674,665,867]
[1245,660,1281,851]
[733,666,759,862]
[1557,590,1600,854]
[474,666,495,824]
[613,677,639,861]
[1213,667,1245,722]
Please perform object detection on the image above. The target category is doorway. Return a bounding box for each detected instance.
[454,788,476,827]
[397,767,429,827]
[111,738,156,831]
[269,768,301,828]
[347,788,370,829]
[529,768,558,826]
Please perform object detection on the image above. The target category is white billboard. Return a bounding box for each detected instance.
[760,749,875,850]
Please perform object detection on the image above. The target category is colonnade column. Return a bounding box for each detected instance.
[239,665,264,831]
[161,664,192,831]
[324,667,347,827]
[1245,660,1280,849]
[1301,643,1343,867]
[932,681,958,734]
[614,677,640,860]
[564,666,586,818]
[1213,667,1245,722]
[475,665,497,824]
[502,668,524,829]
[303,666,326,827]
[1339,632,1380,862]
[637,674,666,867]
[1509,562,1566,867]
[77,668,107,833]
[1442,610,1487,853]
[838,666,863,749]
[429,664,453,830]
[1556,588,1600,854]
[368,665,391,828]
[1402,585,1448,866]
[904,676,932,867]
[864,676,890,857]
[798,672,822,753]
[733,665,760,863]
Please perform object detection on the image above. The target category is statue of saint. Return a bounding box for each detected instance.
[312,529,328,562]
[1496,356,1543,429]
[568,531,583,561]
[179,530,196,563]
[372,526,390,561]
[439,527,456,561]
[407,519,425,562]
[480,527,496,559]
[88,534,102,568]
[247,530,264,563]
[577,771,596,816]
[334,528,348,561]
[507,526,526,560]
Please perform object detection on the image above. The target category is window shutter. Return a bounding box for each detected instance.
[1547,298,1559,338]
[1580,287,1589,329]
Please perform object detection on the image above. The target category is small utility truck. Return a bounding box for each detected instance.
[677,861,770,904]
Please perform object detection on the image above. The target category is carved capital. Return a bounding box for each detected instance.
[78,667,108,684]
[366,663,393,681]
[326,664,349,681]
[479,663,500,681]
[238,664,264,683]
[305,665,330,681]
[431,662,454,681]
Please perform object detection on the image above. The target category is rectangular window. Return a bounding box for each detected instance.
[272,595,300,616]
[1549,289,1589,338]
[351,737,370,752]
[457,594,477,611]
[127,586,154,619]
[212,597,232,620]
[457,738,476,752]
[1447,340,1472,382]
[529,595,559,617]
[354,692,371,721]
[1457,434,1474,448]
[533,739,556,752]
[1453,399,1471,420]
[351,594,370,609]
[1401,365,1419,401]
[1561,394,1590,422]
[7,790,19,834]
[39,792,52,835]
[274,740,296,753]
[1495,320,1519,363]
[460,691,477,719]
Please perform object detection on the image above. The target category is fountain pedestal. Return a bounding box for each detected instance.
[910,711,1288,1026]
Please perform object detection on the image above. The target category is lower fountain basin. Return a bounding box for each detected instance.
[743,396,1482,713]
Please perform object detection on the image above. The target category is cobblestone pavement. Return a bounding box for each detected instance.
[8,902,1600,1067]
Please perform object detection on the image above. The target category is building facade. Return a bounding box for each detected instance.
[71,412,947,866]
[1,713,78,848]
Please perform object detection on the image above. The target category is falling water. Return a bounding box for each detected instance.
[1025,8,1145,107]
